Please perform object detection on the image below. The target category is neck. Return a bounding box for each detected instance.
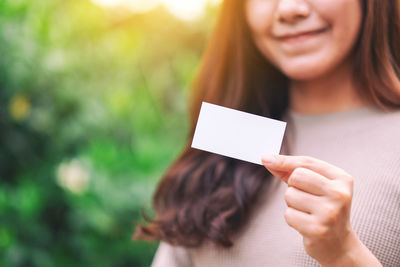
[289,58,369,114]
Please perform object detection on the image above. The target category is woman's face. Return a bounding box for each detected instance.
[245,0,362,80]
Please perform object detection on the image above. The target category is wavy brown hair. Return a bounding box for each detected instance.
[135,0,400,248]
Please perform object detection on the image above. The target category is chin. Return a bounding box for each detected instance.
[284,69,326,80]
[279,62,332,81]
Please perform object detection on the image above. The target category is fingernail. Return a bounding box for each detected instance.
[262,155,276,164]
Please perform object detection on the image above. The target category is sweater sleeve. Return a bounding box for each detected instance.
[151,242,193,267]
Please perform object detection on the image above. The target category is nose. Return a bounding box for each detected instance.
[276,0,311,24]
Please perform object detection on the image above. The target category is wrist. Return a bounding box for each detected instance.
[322,231,382,267]
[323,230,360,267]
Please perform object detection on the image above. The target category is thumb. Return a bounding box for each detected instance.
[262,155,290,183]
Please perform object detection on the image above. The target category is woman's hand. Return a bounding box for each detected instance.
[261,154,382,267]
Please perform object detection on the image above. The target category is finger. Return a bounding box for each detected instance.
[262,156,291,183]
[262,154,349,181]
[288,167,329,196]
[266,168,290,182]
[263,165,290,183]
[284,207,315,236]
[285,186,321,214]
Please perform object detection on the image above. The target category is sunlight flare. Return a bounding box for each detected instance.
[92,0,221,20]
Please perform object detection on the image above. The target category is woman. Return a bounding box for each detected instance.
[136,0,400,266]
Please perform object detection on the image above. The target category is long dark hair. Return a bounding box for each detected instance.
[135,0,400,248]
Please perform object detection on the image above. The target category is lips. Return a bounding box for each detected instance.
[277,27,329,43]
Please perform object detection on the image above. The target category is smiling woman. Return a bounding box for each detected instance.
[246,0,362,82]
[135,0,400,266]
[91,0,221,21]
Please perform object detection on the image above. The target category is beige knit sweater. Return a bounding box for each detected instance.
[151,106,400,267]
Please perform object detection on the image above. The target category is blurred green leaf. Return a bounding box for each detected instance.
[0,0,218,266]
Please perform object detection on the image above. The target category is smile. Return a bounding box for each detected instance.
[278,27,330,44]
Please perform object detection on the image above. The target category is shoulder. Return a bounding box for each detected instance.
[363,108,400,149]
[371,108,400,137]
[354,106,400,135]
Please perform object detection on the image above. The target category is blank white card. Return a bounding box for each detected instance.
[191,102,287,165]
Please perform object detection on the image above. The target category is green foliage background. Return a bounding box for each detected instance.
[0,0,216,266]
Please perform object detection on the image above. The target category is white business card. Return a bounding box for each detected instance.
[191,102,286,165]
